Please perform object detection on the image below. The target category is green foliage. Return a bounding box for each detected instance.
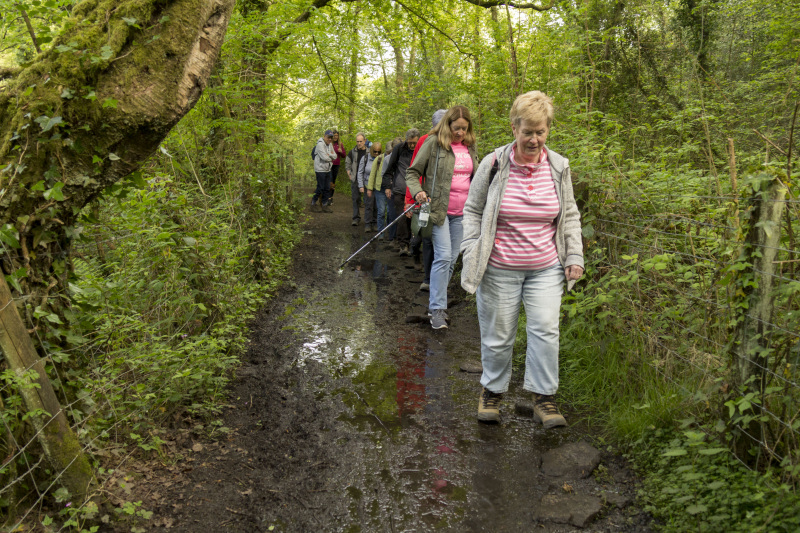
[633,427,800,532]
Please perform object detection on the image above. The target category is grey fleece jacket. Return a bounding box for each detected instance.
[313,138,336,173]
[460,143,584,293]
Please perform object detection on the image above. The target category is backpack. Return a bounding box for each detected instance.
[311,144,317,161]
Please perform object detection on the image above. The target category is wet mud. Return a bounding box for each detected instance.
[143,197,654,532]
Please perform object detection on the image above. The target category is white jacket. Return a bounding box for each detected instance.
[313,138,336,173]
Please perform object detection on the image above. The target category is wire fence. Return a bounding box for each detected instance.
[580,171,800,480]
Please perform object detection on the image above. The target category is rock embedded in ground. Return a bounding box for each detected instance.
[541,441,601,479]
[459,361,483,373]
[536,493,603,528]
[600,490,631,509]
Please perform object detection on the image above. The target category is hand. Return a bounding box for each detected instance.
[415,191,428,203]
[386,190,392,199]
[565,265,584,281]
[405,204,414,218]
[359,187,364,193]
[366,190,372,198]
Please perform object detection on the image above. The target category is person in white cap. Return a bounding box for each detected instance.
[312,129,336,212]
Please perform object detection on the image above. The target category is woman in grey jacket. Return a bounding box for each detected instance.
[460,91,584,427]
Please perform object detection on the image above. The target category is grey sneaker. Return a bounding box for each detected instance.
[430,309,448,329]
[533,394,567,428]
[478,388,503,423]
[426,308,448,320]
[351,219,359,226]
[420,282,430,291]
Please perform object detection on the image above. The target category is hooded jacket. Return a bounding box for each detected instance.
[381,141,416,194]
[459,143,584,293]
[313,138,336,173]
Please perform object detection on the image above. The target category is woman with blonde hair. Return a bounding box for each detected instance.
[406,105,479,330]
[460,91,583,427]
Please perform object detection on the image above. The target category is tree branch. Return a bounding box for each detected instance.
[16,3,42,54]
[311,35,340,109]
[392,0,477,59]
[460,0,554,10]
[261,0,359,57]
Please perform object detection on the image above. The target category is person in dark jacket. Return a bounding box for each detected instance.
[381,128,420,254]
[345,133,368,226]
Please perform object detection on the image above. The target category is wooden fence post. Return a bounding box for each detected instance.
[734,177,786,389]
[0,275,93,501]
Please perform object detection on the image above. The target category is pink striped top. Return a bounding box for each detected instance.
[488,147,560,271]
[447,142,473,216]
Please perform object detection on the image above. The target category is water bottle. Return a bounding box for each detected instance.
[418,201,430,228]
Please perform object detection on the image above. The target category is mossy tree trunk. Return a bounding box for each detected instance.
[0,0,234,502]
[0,0,234,327]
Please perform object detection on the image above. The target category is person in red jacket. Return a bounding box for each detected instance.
[329,130,347,203]
[405,109,447,291]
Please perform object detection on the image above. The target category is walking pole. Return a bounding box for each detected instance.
[338,202,419,270]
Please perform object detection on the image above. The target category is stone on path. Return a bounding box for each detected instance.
[536,494,603,528]
[541,441,601,479]
[459,361,483,373]
[600,490,631,509]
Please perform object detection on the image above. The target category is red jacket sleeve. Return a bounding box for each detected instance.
[406,134,429,204]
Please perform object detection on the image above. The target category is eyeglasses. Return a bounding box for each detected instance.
[371,149,382,155]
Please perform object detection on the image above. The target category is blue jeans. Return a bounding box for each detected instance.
[387,193,398,241]
[429,215,463,311]
[476,264,565,395]
[375,191,389,233]
[313,171,332,204]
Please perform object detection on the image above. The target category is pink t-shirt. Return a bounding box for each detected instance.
[488,147,560,271]
[448,142,473,216]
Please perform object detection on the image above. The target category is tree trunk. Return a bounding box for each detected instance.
[0,0,235,330]
[0,275,93,501]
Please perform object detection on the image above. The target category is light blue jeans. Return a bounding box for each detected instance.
[477,264,565,395]
[429,215,463,311]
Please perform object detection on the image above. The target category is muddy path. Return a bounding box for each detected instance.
[142,196,654,532]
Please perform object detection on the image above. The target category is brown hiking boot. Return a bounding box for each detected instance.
[478,388,503,423]
[533,394,567,428]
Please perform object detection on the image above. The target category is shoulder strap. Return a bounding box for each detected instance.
[488,155,499,185]
[427,144,441,199]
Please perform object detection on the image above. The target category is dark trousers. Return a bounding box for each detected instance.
[392,193,410,246]
[330,165,340,198]
[411,235,435,284]
[351,180,362,221]
[313,171,332,205]
[364,191,376,225]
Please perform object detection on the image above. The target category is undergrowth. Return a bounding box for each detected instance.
[511,300,800,532]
